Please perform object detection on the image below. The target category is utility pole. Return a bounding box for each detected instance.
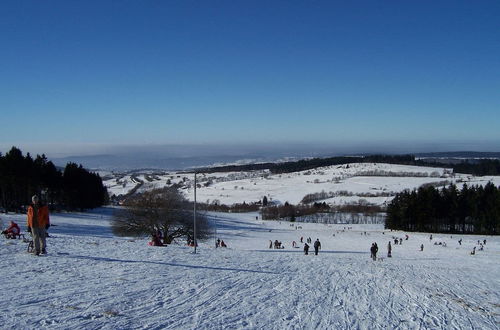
[193,172,197,254]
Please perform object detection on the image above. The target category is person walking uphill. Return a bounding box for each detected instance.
[304,243,310,255]
[27,195,50,256]
[370,243,378,261]
[314,239,321,255]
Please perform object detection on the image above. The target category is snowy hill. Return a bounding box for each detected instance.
[102,163,500,207]
[1,208,499,329]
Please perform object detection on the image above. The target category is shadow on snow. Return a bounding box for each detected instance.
[253,249,367,254]
[61,254,280,275]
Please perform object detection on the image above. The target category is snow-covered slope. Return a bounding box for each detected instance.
[103,163,500,207]
[1,209,499,329]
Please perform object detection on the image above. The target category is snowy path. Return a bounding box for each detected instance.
[1,209,499,329]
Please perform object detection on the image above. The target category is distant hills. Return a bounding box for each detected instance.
[415,151,500,158]
[52,151,500,172]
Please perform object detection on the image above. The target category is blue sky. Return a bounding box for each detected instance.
[1,1,499,157]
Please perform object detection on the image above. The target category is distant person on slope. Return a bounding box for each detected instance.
[148,232,163,246]
[304,243,309,255]
[387,241,392,258]
[314,239,321,255]
[27,195,50,255]
[370,243,378,261]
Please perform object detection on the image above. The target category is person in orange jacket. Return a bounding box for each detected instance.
[27,195,50,255]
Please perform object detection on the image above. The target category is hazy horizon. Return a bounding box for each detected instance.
[2,140,499,171]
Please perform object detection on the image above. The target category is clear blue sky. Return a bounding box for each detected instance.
[1,0,499,156]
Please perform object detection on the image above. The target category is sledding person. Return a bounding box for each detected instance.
[304,243,310,255]
[2,220,21,239]
[27,195,50,255]
[387,241,392,257]
[313,239,321,255]
[220,240,227,248]
[149,233,163,246]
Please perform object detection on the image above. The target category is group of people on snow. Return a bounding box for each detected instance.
[216,238,227,248]
[270,239,284,249]
[1,195,50,256]
[303,239,321,255]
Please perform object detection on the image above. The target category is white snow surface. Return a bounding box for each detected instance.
[1,208,499,329]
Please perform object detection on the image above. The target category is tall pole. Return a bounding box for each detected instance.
[193,172,197,254]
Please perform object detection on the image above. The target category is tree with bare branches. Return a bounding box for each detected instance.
[112,187,211,244]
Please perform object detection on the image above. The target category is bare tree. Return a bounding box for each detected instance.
[112,187,211,244]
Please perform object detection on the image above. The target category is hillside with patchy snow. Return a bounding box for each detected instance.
[103,163,500,207]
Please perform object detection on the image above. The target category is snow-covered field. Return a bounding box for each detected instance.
[1,208,499,329]
[102,163,500,206]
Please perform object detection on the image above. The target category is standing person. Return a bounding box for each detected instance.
[313,239,321,255]
[304,243,309,255]
[420,244,424,251]
[387,241,392,258]
[27,195,50,256]
[370,243,378,261]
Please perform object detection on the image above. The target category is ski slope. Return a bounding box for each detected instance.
[1,208,499,329]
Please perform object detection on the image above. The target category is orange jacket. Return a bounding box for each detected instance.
[27,204,50,228]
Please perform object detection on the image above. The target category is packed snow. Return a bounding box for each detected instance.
[1,208,499,329]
